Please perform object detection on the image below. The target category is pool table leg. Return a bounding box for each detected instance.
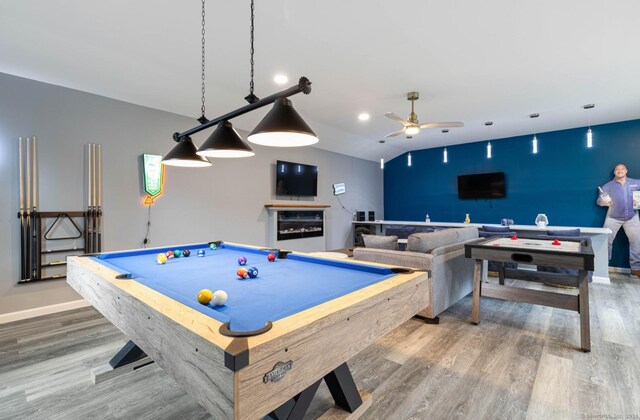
[109,340,148,368]
[267,362,362,420]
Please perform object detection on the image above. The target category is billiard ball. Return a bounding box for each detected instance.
[267,253,276,262]
[247,267,258,278]
[182,249,191,257]
[166,250,175,259]
[209,242,218,251]
[173,249,182,258]
[197,249,205,257]
[236,268,249,279]
[156,253,167,264]
[238,256,247,266]
[197,289,213,305]
[211,290,228,306]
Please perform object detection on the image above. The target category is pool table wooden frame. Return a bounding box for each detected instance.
[67,243,430,419]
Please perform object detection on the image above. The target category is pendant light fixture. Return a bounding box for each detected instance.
[442,129,449,163]
[485,121,493,159]
[196,0,254,158]
[162,136,211,167]
[163,0,317,167]
[530,113,539,154]
[246,0,318,147]
[584,104,595,148]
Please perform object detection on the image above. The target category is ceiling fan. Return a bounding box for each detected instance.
[385,91,464,138]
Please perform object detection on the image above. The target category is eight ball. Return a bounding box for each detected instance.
[182,249,191,257]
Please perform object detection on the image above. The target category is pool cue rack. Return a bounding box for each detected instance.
[17,139,103,284]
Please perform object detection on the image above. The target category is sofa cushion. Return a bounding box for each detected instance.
[482,225,510,232]
[362,234,398,250]
[407,227,478,253]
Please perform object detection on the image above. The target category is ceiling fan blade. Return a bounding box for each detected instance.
[385,128,406,138]
[385,112,409,125]
[419,122,464,129]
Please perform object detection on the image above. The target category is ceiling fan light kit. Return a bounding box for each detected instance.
[384,91,464,139]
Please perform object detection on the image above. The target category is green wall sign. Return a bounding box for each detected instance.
[142,154,164,203]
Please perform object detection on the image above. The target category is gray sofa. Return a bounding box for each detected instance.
[353,226,480,323]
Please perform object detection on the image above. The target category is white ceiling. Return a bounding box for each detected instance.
[2,0,640,162]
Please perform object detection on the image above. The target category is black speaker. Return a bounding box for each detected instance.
[356,211,365,221]
[368,211,375,221]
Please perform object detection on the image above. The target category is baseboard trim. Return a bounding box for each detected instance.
[609,266,630,274]
[0,299,90,325]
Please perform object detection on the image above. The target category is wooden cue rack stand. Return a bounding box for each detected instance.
[17,138,102,284]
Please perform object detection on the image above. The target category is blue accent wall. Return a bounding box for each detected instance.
[384,118,640,268]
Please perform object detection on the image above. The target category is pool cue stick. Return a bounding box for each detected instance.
[25,137,32,281]
[91,143,97,253]
[86,144,94,253]
[96,144,102,252]
[32,137,40,280]
[18,137,26,281]
[83,145,89,252]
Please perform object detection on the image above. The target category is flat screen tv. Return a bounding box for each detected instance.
[457,172,506,199]
[276,160,318,197]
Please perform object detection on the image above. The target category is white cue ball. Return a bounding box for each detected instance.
[211,290,228,306]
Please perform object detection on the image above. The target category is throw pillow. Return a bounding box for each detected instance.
[407,229,459,253]
[362,234,399,250]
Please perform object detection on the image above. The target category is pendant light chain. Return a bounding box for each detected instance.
[245,0,259,103]
[199,0,207,122]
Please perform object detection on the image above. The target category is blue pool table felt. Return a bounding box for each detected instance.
[93,243,394,332]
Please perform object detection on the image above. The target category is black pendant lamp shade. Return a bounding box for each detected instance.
[248,98,319,147]
[197,120,255,158]
[162,136,212,167]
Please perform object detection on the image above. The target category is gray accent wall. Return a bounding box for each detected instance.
[0,72,383,315]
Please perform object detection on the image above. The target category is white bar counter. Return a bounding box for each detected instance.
[353,220,612,284]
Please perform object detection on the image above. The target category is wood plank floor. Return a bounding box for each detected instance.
[1,272,639,419]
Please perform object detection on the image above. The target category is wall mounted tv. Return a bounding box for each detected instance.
[276,160,318,197]
[457,172,506,199]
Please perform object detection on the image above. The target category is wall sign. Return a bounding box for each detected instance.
[142,154,164,205]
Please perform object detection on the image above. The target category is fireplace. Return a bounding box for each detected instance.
[277,210,324,241]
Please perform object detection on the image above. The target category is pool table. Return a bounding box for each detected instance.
[67,241,429,419]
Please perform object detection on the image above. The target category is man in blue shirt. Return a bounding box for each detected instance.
[597,163,640,277]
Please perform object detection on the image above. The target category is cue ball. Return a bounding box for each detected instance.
[173,249,182,258]
[211,290,228,306]
[238,256,247,266]
[156,253,167,264]
[197,289,213,305]
[237,268,249,279]
[182,249,191,257]
[197,249,205,257]
[267,253,276,262]
[247,267,258,278]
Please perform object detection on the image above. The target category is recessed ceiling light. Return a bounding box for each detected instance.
[273,74,288,85]
[358,113,370,121]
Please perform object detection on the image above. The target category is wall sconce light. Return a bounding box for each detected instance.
[380,158,384,169]
[407,152,412,167]
[530,113,539,154]
[584,104,595,148]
